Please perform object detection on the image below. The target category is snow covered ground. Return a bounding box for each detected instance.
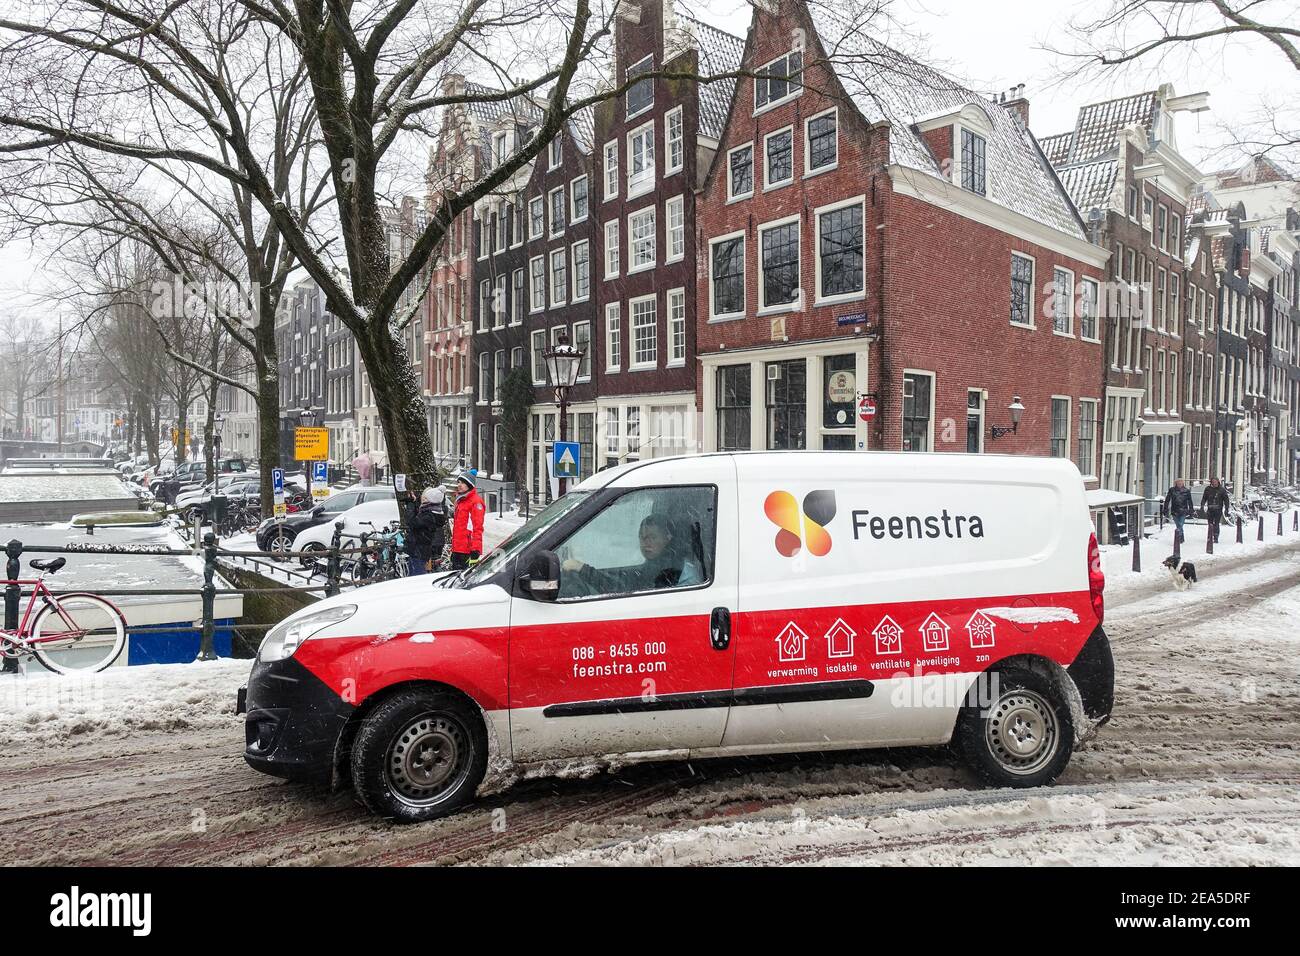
[0,519,1296,866]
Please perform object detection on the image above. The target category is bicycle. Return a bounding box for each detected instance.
[0,557,128,674]
[348,522,409,585]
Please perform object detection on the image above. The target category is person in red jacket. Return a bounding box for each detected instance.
[450,471,485,570]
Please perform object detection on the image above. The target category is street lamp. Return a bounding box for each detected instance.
[542,332,585,495]
[990,396,1025,440]
[1126,417,1146,443]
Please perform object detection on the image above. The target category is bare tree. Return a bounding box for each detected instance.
[0,312,56,439]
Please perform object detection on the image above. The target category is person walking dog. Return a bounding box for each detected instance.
[1163,478,1194,542]
[1201,477,1230,544]
[450,471,485,571]
[402,486,447,575]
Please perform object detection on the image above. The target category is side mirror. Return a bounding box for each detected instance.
[523,550,561,601]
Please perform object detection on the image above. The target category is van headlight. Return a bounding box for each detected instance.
[259,605,357,662]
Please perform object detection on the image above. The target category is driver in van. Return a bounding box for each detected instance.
[562,513,703,593]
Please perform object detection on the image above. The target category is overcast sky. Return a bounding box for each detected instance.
[3,0,1295,324]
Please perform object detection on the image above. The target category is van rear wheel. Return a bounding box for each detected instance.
[350,688,487,823]
[955,666,1073,788]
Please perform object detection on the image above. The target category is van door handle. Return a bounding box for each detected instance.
[710,607,731,651]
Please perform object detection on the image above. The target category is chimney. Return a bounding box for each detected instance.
[1004,83,1029,127]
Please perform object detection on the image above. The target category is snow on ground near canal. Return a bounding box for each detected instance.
[0,528,1296,865]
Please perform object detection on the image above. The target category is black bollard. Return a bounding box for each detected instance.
[1132,533,1141,572]
[1278,511,1284,536]
[1236,516,1244,544]
[1258,515,1265,541]
[1206,519,1214,554]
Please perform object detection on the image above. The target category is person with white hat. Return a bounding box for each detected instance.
[403,484,447,575]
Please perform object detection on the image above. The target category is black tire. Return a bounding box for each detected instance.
[955,666,1073,788]
[350,688,487,823]
[266,528,296,561]
[299,541,326,569]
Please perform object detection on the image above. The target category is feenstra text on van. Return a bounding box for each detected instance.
[851,510,985,541]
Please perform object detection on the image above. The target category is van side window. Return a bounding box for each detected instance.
[555,486,716,600]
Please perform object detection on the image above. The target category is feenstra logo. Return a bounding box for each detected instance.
[764,490,836,557]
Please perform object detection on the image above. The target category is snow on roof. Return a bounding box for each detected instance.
[1039,131,1075,167]
[807,6,1086,239]
[1059,90,1159,165]
[567,104,596,155]
[1056,159,1119,215]
[676,14,746,141]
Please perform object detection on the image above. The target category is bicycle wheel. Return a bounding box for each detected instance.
[30,593,128,674]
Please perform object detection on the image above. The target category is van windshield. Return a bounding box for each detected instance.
[456,491,591,588]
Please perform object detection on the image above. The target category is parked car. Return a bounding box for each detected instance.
[287,498,400,567]
[177,475,263,519]
[159,457,248,503]
[254,485,395,559]
[240,451,1113,823]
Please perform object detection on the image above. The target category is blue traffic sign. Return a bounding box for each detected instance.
[552,441,580,480]
[271,467,285,495]
[313,461,328,484]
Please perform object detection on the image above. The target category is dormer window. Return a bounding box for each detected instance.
[754,51,802,114]
[960,128,986,196]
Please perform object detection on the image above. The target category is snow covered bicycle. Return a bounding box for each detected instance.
[0,557,128,674]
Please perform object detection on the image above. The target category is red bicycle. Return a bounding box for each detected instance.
[1,557,127,674]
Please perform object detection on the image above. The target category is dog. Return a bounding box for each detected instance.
[1162,554,1198,591]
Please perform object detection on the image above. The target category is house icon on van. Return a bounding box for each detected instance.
[824,618,856,658]
[775,622,809,663]
[872,615,904,656]
[919,612,950,652]
[965,611,997,648]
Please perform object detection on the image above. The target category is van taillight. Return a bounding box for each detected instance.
[1087,532,1105,624]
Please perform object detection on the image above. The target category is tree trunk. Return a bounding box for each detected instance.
[140,392,160,467]
[203,379,218,482]
[355,319,437,488]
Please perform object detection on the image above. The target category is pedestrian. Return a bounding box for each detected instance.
[1163,478,1194,541]
[1201,477,1230,543]
[402,485,447,576]
[450,470,485,571]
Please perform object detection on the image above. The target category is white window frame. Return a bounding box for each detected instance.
[812,195,866,307]
[571,239,590,303]
[629,293,658,370]
[625,54,654,121]
[667,287,686,367]
[627,205,656,275]
[1050,395,1072,460]
[529,255,546,312]
[1052,266,1075,337]
[763,125,795,190]
[758,212,801,314]
[549,247,567,307]
[752,49,802,117]
[626,120,656,200]
[803,107,838,177]
[665,106,684,176]
[530,329,546,384]
[665,195,685,264]
[548,135,562,171]
[570,174,589,224]
[548,186,565,238]
[727,142,754,202]
[1077,398,1099,478]
[572,320,592,382]
[1010,251,1037,329]
[1079,276,1101,342]
[528,196,544,240]
[708,229,747,322]
[605,302,621,372]
[603,141,618,201]
[604,219,620,279]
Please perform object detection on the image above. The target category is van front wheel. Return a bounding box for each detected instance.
[350,689,487,823]
[955,667,1073,788]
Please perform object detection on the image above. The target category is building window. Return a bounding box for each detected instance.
[1050,397,1071,458]
[1078,399,1097,476]
[549,248,567,307]
[764,127,794,188]
[1011,253,1034,326]
[902,372,933,452]
[711,234,745,318]
[666,195,685,262]
[1080,277,1099,340]
[494,350,506,403]
[1053,267,1073,335]
[628,206,656,272]
[571,175,588,223]
[572,240,590,302]
[548,186,565,237]
[816,200,864,300]
[478,353,491,405]
[728,143,753,200]
[628,122,655,198]
[625,55,653,119]
[604,219,620,278]
[631,296,657,368]
[573,321,591,380]
[493,274,506,329]
[806,110,837,173]
[605,303,621,371]
[668,288,686,365]
[966,389,984,453]
[603,141,618,200]
[529,256,545,311]
[512,268,525,325]
[548,135,562,170]
[766,358,806,450]
[478,279,490,331]
[665,106,684,174]
[760,219,799,310]
[960,129,986,196]
[716,365,751,451]
[754,50,802,112]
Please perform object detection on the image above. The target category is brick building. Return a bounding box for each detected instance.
[1044,85,1218,524]
[695,2,1108,477]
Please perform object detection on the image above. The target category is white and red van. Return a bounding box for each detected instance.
[240,452,1113,822]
